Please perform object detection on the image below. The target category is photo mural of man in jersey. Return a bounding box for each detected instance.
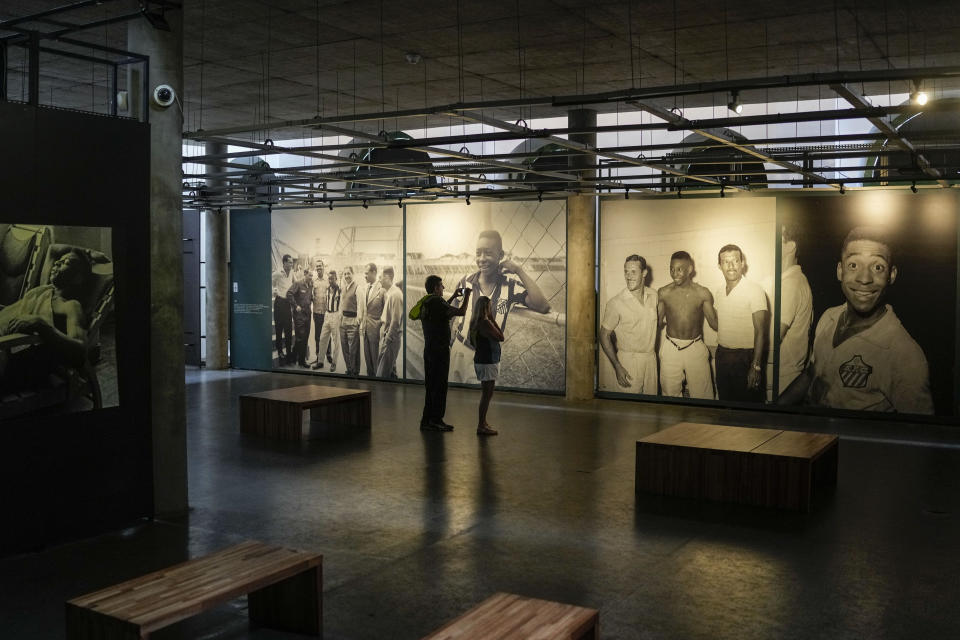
[777,191,956,416]
[405,199,566,392]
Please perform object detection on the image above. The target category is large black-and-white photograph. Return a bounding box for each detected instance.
[271,207,404,378]
[0,224,117,419]
[599,197,777,404]
[405,200,567,392]
[777,191,957,416]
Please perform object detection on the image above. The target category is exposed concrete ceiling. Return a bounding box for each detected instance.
[4,0,960,203]
[5,0,960,135]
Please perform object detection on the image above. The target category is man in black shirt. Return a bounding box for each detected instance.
[418,274,470,431]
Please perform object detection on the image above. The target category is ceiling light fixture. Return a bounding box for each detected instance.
[328,200,333,211]
[910,80,928,106]
[727,90,743,114]
[677,188,682,199]
[465,194,471,205]
[839,184,846,194]
[362,200,369,209]
[911,181,918,193]
[624,187,629,200]
[537,191,543,202]
[720,184,725,198]
[405,52,422,65]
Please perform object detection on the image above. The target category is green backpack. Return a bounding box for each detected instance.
[408,294,435,320]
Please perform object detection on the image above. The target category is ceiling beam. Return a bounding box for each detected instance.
[829,83,950,187]
[629,100,843,190]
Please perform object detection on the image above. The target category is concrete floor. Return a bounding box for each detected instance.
[2,368,960,639]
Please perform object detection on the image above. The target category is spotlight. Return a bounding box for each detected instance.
[720,184,725,198]
[911,181,918,193]
[624,187,629,200]
[677,188,682,199]
[398,198,403,208]
[537,191,543,202]
[466,194,471,205]
[727,90,743,114]
[910,81,928,106]
[362,200,369,209]
[839,184,846,194]
[328,200,333,211]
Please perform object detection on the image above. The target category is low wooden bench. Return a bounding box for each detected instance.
[423,592,599,640]
[636,422,838,511]
[239,384,371,440]
[66,541,322,639]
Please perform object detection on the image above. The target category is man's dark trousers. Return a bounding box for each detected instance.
[422,346,450,424]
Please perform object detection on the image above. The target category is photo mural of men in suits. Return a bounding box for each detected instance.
[360,262,384,377]
[781,225,933,414]
[656,251,717,399]
[339,266,361,376]
[599,254,658,394]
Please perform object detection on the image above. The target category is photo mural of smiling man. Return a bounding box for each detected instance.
[782,226,933,414]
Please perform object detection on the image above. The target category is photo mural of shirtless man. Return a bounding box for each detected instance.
[657,251,718,399]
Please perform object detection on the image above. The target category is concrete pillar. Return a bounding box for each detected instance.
[204,142,230,369]
[129,13,188,517]
[565,109,597,401]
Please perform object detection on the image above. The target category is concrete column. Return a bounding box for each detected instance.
[204,142,230,369]
[129,13,188,517]
[565,109,597,401]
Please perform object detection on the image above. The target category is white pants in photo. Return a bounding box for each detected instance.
[659,336,714,399]
[317,310,342,372]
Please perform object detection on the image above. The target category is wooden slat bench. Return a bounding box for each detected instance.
[239,384,371,440]
[636,422,838,511]
[66,541,322,639]
[422,592,599,640]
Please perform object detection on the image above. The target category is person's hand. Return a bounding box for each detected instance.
[499,259,519,275]
[614,363,633,388]
[747,366,761,391]
[452,287,465,298]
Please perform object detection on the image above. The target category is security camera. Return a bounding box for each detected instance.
[152,84,176,108]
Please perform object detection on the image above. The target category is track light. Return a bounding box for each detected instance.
[328,200,333,211]
[720,184,725,198]
[839,184,846,194]
[466,194,471,205]
[910,81,928,106]
[362,200,369,209]
[537,191,543,202]
[727,90,743,114]
[624,187,629,200]
[677,188,682,199]
[911,181,918,193]
[397,198,403,208]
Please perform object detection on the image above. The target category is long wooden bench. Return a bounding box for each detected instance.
[239,384,371,440]
[636,422,838,511]
[422,592,599,640]
[66,541,322,639]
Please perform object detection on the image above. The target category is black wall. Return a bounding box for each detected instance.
[0,102,152,554]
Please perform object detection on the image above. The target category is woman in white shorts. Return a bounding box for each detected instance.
[469,296,504,436]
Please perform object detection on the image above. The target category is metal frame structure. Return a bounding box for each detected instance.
[182,65,960,210]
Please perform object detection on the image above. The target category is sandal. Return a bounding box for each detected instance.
[476,425,499,436]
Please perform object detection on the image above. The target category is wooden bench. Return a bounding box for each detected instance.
[239,384,371,440]
[636,422,838,511]
[423,592,599,640]
[66,541,322,639]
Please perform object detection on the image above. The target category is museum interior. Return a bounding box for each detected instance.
[2,1,960,638]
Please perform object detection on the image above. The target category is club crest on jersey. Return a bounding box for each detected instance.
[838,355,872,388]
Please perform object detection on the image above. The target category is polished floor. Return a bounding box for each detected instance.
[2,368,960,639]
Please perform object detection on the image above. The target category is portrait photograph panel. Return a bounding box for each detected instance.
[0,223,117,419]
[270,206,404,379]
[777,191,958,417]
[405,199,567,392]
[599,196,777,404]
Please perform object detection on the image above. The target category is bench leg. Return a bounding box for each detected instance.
[248,565,322,637]
[66,603,142,640]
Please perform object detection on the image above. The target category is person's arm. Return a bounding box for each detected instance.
[778,364,813,405]
[746,309,769,390]
[9,304,87,367]
[702,288,718,332]
[501,259,549,313]
[890,345,935,415]
[450,288,471,317]
[479,316,505,341]
[286,282,299,312]
[272,272,281,299]
[599,326,632,388]
[385,293,403,343]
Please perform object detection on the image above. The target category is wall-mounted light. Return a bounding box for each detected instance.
[727,90,743,114]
